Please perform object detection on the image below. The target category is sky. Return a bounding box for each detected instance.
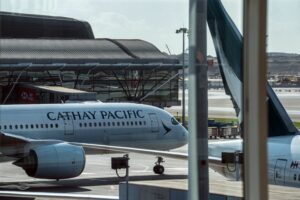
[0,0,299,56]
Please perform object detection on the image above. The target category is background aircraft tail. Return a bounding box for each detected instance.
[207,0,298,137]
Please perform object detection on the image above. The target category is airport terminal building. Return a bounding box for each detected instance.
[0,11,182,107]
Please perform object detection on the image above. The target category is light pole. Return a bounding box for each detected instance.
[176,28,188,128]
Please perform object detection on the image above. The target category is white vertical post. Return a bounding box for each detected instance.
[188,0,208,199]
[243,0,268,199]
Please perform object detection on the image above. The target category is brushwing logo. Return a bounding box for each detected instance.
[162,121,171,135]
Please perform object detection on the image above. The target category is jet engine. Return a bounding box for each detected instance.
[13,143,85,179]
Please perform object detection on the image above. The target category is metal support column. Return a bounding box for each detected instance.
[188,0,208,199]
[176,27,188,127]
[182,30,186,128]
[243,0,268,199]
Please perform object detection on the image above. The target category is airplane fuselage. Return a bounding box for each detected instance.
[209,135,300,187]
[0,102,188,151]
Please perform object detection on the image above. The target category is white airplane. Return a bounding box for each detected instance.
[0,102,188,179]
[205,0,300,187]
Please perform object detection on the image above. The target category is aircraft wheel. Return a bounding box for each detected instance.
[153,165,164,175]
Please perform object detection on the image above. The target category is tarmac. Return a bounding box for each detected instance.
[166,89,300,121]
[0,89,300,199]
[2,142,300,199]
[0,145,188,199]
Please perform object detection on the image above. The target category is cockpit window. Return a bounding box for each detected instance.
[171,117,179,125]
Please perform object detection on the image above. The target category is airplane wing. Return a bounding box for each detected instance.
[72,142,188,159]
[0,132,222,172]
[72,142,223,168]
[0,128,225,182]
[0,131,66,157]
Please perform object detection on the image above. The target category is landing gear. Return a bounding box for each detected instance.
[153,156,165,175]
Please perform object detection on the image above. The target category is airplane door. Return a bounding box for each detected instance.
[64,119,74,135]
[148,113,159,132]
[274,159,287,185]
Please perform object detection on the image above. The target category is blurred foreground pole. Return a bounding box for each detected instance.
[188,0,208,199]
[243,0,268,199]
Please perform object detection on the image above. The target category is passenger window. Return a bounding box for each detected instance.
[99,122,102,127]
[139,121,142,125]
[294,174,297,181]
[25,124,28,129]
[55,124,58,128]
[15,125,18,129]
[41,124,44,128]
[112,122,115,126]
[4,125,7,129]
[89,122,92,127]
[127,122,129,126]
[94,122,97,127]
[298,174,300,181]
[108,122,111,126]
[50,124,53,128]
[84,123,87,127]
[79,123,82,127]
[30,124,34,129]
[0,125,1,129]
[117,122,120,126]
[103,122,106,126]
[36,124,39,128]
[131,122,134,126]
[9,125,12,129]
[122,122,125,126]
[45,124,48,128]
[20,125,23,129]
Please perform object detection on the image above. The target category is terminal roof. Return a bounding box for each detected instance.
[0,11,94,39]
[0,11,180,71]
[0,38,180,71]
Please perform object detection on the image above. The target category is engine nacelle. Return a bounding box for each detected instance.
[14,143,86,179]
